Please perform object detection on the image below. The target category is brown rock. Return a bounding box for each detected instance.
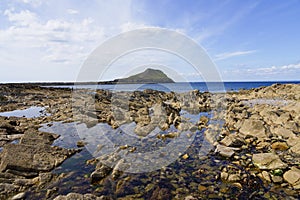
[0,143,75,173]
[271,142,289,151]
[220,134,245,147]
[283,167,300,188]
[270,126,296,139]
[239,119,267,138]
[252,153,287,170]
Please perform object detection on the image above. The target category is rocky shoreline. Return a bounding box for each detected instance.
[0,83,299,199]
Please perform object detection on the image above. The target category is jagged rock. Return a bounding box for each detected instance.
[220,134,245,147]
[90,163,112,184]
[252,153,287,170]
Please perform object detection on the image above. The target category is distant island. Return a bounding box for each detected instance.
[0,68,174,86]
[113,68,174,84]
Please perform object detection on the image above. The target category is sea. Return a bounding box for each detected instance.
[47,81,300,93]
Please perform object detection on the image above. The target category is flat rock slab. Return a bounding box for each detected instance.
[215,144,236,158]
[283,167,300,189]
[252,153,288,170]
[239,119,267,138]
[0,143,74,173]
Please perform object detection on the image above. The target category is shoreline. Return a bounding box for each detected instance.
[0,83,299,199]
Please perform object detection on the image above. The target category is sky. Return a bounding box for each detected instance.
[0,0,300,82]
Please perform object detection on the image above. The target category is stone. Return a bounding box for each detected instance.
[271,175,283,183]
[215,144,235,158]
[198,185,207,192]
[290,143,300,155]
[150,187,171,200]
[90,163,112,184]
[0,143,75,173]
[76,140,86,147]
[184,196,197,200]
[221,172,229,180]
[270,127,296,139]
[283,167,300,188]
[182,154,189,160]
[252,153,288,170]
[271,142,289,151]
[220,134,245,147]
[239,119,267,138]
[261,171,271,182]
[199,116,209,126]
[227,174,241,182]
[11,192,26,200]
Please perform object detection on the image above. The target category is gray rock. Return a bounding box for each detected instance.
[215,144,235,158]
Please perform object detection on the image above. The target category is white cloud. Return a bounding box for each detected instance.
[4,9,38,26]
[214,50,256,61]
[66,9,79,15]
[223,62,300,80]
[19,0,42,7]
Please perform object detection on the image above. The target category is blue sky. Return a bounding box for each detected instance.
[0,0,300,82]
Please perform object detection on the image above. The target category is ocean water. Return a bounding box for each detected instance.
[47,81,300,93]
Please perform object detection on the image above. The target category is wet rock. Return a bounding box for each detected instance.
[215,144,235,158]
[252,153,288,170]
[150,187,172,200]
[90,163,112,184]
[54,193,104,200]
[283,167,300,189]
[76,140,86,147]
[0,183,20,197]
[11,192,26,200]
[239,119,267,138]
[198,116,209,126]
[227,174,241,182]
[184,195,197,200]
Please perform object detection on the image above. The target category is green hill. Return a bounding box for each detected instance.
[114,68,174,83]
